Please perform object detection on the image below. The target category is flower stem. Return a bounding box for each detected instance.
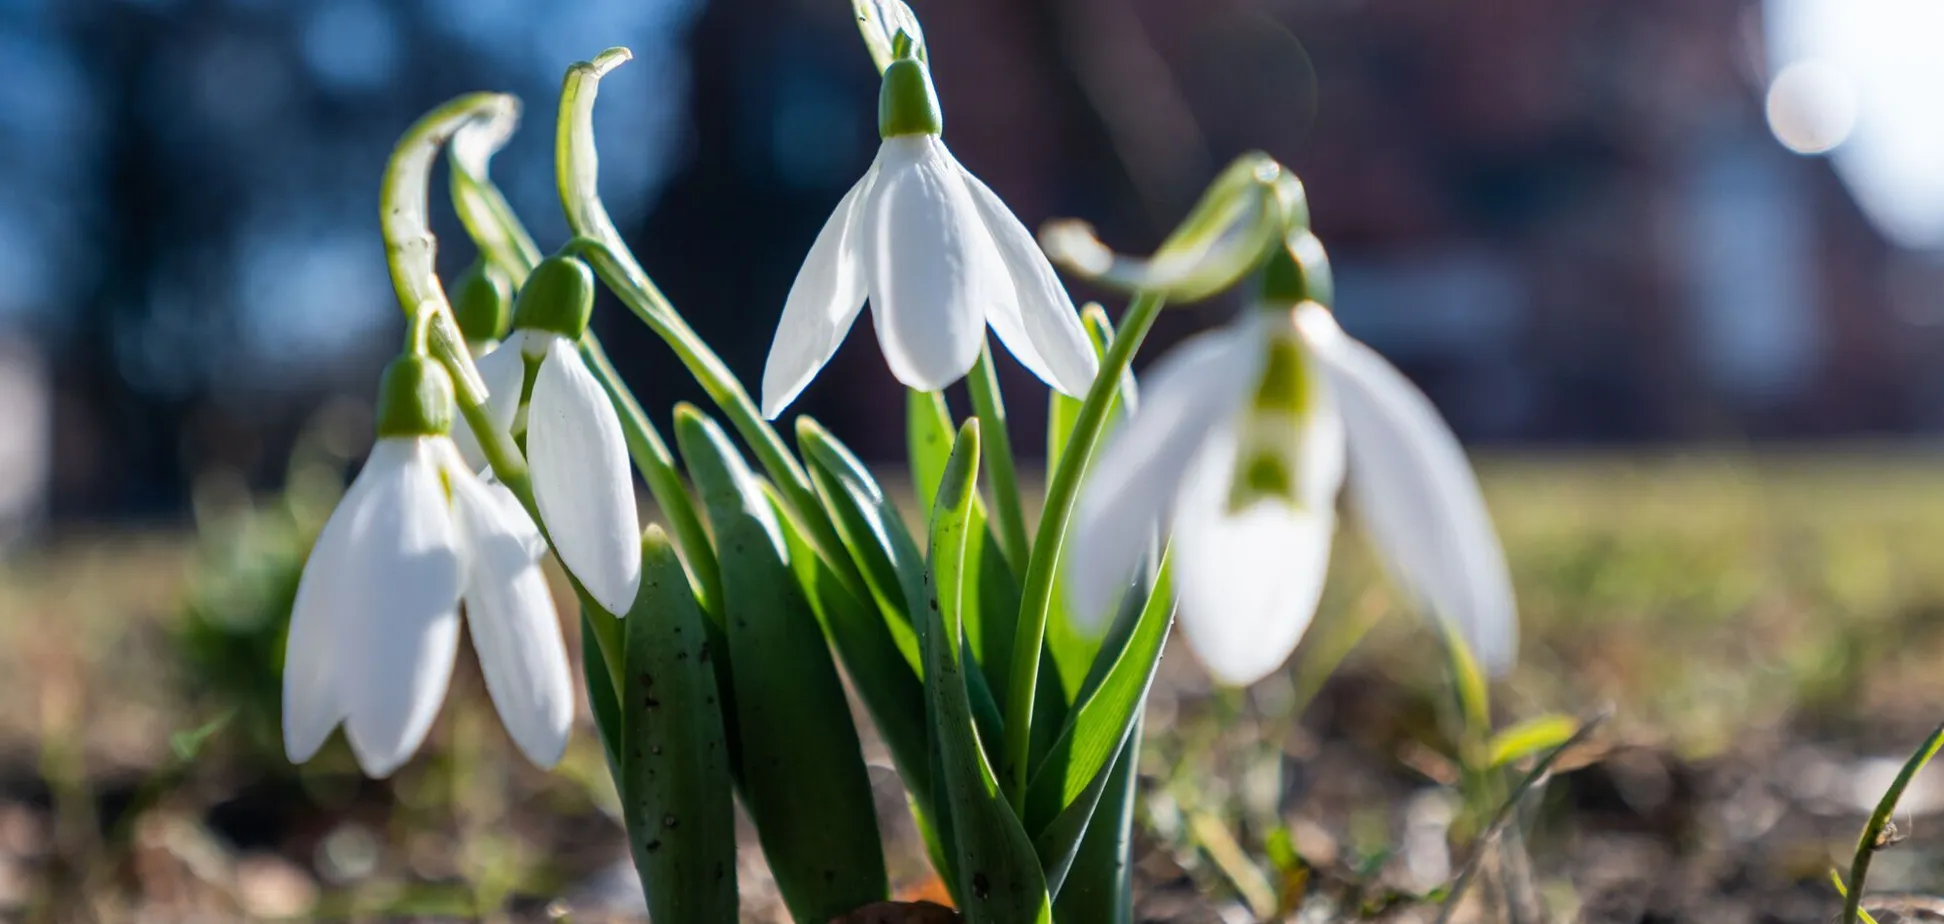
[557,52,866,600]
[966,342,1029,573]
[1844,719,1944,924]
[378,93,628,690]
[1001,291,1166,809]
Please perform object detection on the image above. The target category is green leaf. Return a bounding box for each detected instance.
[674,406,887,920]
[1034,305,1135,739]
[798,417,925,671]
[852,0,927,73]
[907,390,955,514]
[168,709,235,762]
[1487,714,1580,769]
[1026,554,1174,843]
[911,390,1019,738]
[581,609,622,776]
[1051,716,1140,923]
[924,420,1052,924]
[766,483,929,801]
[621,529,738,923]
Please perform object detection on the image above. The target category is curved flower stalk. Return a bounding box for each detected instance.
[760,44,1098,416]
[467,255,642,616]
[1067,235,1518,685]
[284,346,572,777]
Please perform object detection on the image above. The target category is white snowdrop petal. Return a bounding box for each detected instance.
[528,336,642,615]
[450,468,573,769]
[1297,305,1518,674]
[281,441,406,762]
[1065,320,1266,628]
[1170,434,1337,686]
[340,439,466,778]
[762,164,877,418]
[956,163,1099,397]
[859,136,988,391]
[455,334,532,471]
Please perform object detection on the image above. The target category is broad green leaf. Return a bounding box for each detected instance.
[1026,554,1174,841]
[907,390,955,513]
[1051,716,1140,922]
[912,390,1019,733]
[621,529,737,923]
[1487,714,1580,769]
[924,420,1052,924]
[762,483,933,821]
[675,407,887,920]
[801,416,1009,754]
[798,417,925,670]
[852,0,927,74]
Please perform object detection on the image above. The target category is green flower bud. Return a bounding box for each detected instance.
[1258,231,1333,308]
[451,260,514,346]
[375,354,455,438]
[511,255,596,339]
[879,58,942,138]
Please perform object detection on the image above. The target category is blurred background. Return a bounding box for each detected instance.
[6,0,1944,920]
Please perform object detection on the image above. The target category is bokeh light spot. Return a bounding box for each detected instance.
[1765,60,1857,155]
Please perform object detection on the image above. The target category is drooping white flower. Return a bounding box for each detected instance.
[284,357,573,777]
[1067,299,1517,686]
[760,55,1098,417]
[461,257,642,616]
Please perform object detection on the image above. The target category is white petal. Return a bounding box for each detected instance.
[858,136,990,391]
[282,443,399,762]
[1297,304,1518,674]
[1065,318,1267,628]
[1171,432,1338,686]
[954,161,1099,397]
[454,333,532,471]
[528,335,642,614]
[337,438,466,777]
[762,164,877,418]
[449,464,573,768]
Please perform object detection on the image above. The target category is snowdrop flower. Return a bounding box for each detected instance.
[284,354,573,776]
[760,51,1098,417]
[467,255,642,615]
[1067,238,1517,686]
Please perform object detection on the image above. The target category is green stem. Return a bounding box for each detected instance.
[1001,291,1166,808]
[378,93,626,692]
[557,51,864,599]
[1844,720,1944,924]
[966,342,1030,573]
[430,75,722,620]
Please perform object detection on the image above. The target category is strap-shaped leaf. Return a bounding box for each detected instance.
[1487,714,1579,769]
[581,609,622,777]
[798,417,925,670]
[1036,306,1144,762]
[1051,715,1141,921]
[910,391,1020,735]
[924,420,1052,924]
[1026,554,1174,843]
[907,390,955,514]
[674,407,888,920]
[801,416,1009,754]
[621,529,737,923]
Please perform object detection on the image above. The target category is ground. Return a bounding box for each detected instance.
[4,450,1944,922]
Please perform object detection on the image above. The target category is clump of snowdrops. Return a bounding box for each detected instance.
[276,3,1604,920]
